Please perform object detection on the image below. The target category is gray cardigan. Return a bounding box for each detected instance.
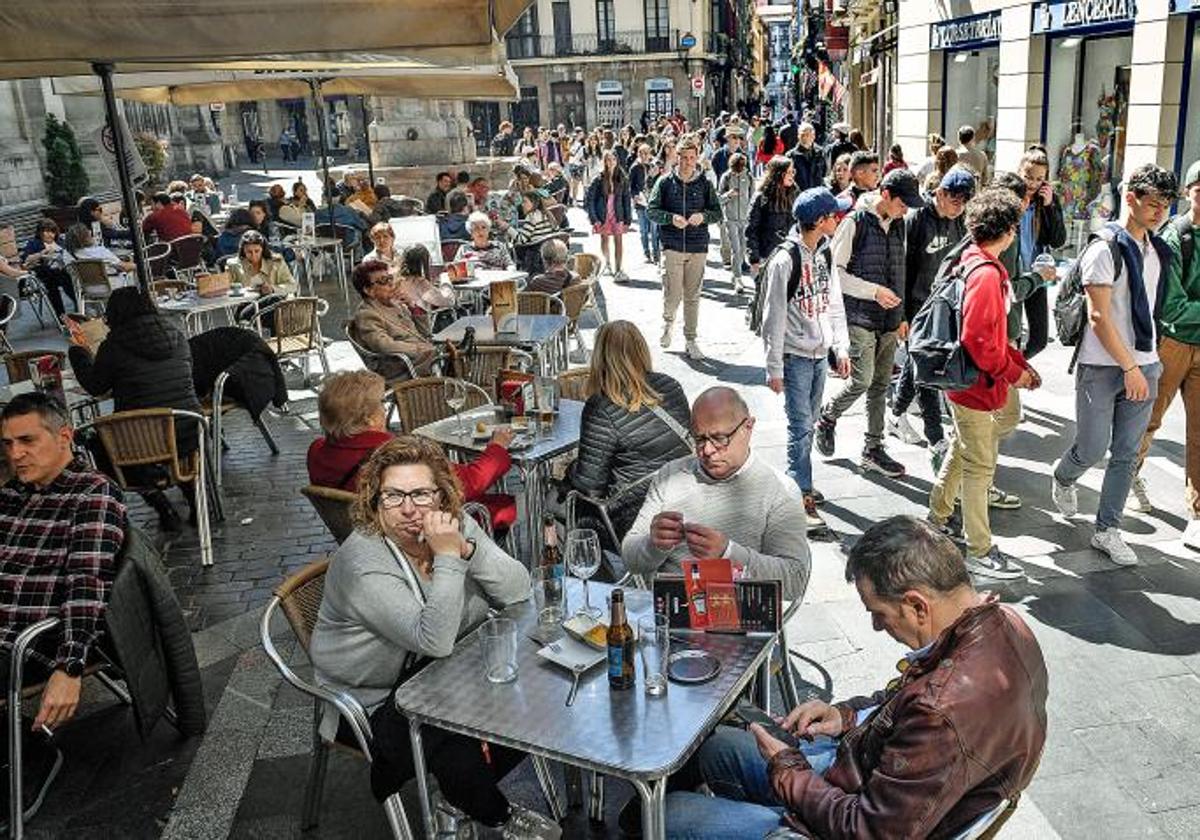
[309,518,530,732]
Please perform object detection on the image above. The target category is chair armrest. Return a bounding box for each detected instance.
[9,617,61,698]
[461,501,494,539]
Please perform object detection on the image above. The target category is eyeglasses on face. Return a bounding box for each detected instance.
[379,487,441,510]
[693,417,748,452]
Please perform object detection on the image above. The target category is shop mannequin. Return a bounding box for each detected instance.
[1058,134,1102,220]
[1087,183,1115,232]
[1070,132,1088,154]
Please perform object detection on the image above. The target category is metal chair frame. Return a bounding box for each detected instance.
[144,241,172,281]
[65,259,117,316]
[166,234,209,282]
[78,408,222,566]
[15,272,50,328]
[241,296,331,383]
[564,473,655,587]
[207,370,280,490]
[343,320,420,386]
[0,294,19,355]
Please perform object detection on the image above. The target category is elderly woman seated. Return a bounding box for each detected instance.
[308,436,557,838]
[525,238,578,294]
[363,222,401,270]
[453,212,513,270]
[349,259,436,380]
[306,370,516,531]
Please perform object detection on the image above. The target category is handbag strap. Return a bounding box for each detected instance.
[649,403,694,449]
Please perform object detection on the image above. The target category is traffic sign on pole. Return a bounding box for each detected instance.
[691,75,705,98]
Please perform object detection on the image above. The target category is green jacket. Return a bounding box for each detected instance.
[1157,215,1200,345]
[999,238,1043,343]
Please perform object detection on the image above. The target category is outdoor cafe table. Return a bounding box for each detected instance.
[157,289,260,336]
[393,579,781,840]
[442,268,529,314]
[433,314,569,376]
[285,236,348,303]
[413,401,582,561]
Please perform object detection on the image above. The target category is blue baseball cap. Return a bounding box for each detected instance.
[793,188,852,224]
[938,166,976,199]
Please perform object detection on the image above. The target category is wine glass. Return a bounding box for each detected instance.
[566,529,602,620]
[443,379,467,436]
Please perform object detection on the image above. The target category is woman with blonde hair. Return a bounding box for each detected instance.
[308,436,557,837]
[565,320,691,544]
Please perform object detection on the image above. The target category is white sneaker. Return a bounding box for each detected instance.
[1127,475,1152,513]
[613,269,628,283]
[1183,520,1200,552]
[887,413,924,445]
[1050,468,1077,517]
[685,340,706,361]
[1091,528,1138,566]
[660,322,673,349]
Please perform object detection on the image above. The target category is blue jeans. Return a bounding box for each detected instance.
[636,205,660,260]
[1054,362,1161,530]
[665,726,838,840]
[784,354,827,493]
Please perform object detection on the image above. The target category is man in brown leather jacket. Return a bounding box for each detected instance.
[659,515,1048,839]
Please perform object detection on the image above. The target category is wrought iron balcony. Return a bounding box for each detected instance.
[506,29,681,60]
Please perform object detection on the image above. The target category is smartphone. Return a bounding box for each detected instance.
[732,702,799,747]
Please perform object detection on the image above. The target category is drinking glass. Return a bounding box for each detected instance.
[443,379,467,436]
[480,617,518,683]
[638,614,670,696]
[566,529,602,620]
[531,565,564,627]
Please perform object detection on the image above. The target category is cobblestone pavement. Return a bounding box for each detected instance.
[2,166,1198,838]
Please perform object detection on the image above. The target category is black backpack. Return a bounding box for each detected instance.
[908,256,997,391]
[747,240,833,335]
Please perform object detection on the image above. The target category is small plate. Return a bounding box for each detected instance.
[667,649,721,684]
[536,638,606,673]
[562,614,609,650]
[471,422,497,441]
[227,289,245,298]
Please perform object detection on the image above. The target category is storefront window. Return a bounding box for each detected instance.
[942,47,999,160]
[1181,20,1200,176]
[1044,33,1132,222]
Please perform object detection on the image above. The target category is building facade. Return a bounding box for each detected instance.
[759,1,797,115]
[473,0,757,143]
[895,0,1200,213]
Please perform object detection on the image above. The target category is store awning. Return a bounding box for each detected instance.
[0,0,533,80]
[51,58,520,105]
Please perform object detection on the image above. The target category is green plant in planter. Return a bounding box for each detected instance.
[134,132,167,188]
[42,114,89,207]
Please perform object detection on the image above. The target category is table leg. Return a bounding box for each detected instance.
[755,640,774,716]
[630,777,667,840]
[522,461,550,564]
[407,719,437,839]
[335,242,349,306]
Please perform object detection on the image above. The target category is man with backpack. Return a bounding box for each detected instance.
[815,168,925,477]
[762,187,852,530]
[1131,159,1200,550]
[1051,164,1179,567]
[888,167,974,466]
[926,188,1039,580]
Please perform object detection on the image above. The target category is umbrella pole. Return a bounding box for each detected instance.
[360,96,375,186]
[93,62,151,294]
[309,79,334,230]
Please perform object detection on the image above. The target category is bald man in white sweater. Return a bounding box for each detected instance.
[622,387,812,600]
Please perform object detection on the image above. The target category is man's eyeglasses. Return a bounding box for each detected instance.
[693,418,748,452]
[379,487,441,510]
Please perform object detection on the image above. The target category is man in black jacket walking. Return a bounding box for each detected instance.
[887,168,973,466]
[788,122,826,191]
[647,137,724,360]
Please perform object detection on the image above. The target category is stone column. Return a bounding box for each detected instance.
[993,5,1044,174]
[893,11,941,164]
[0,81,48,208]
[1123,0,1187,178]
[369,98,476,167]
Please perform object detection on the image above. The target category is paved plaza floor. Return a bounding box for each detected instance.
[3,167,1199,838]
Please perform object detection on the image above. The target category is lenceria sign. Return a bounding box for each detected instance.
[1033,0,1137,34]
[930,11,1002,50]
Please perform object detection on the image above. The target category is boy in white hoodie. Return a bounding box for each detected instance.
[763,188,853,528]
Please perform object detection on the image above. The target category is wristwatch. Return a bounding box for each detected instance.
[463,538,478,561]
[62,659,84,678]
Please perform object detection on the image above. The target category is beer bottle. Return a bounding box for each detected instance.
[607,588,635,690]
[541,516,560,568]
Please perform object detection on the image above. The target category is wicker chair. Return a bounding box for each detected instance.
[79,408,221,567]
[516,291,565,316]
[260,559,413,839]
[569,253,600,281]
[244,296,331,382]
[556,368,590,402]
[301,485,357,543]
[2,349,66,384]
[557,280,601,359]
[391,377,491,433]
[66,259,117,315]
[445,347,533,399]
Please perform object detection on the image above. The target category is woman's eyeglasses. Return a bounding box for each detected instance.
[379,487,441,509]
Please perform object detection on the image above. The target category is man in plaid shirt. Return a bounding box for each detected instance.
[0,392,126,821]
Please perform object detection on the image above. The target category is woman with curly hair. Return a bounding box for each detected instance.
[309,436,558,837]
[746,155,799,272]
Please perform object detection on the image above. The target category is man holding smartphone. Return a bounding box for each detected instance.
[644,516,1047,840]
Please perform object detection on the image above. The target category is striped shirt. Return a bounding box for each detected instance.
[0,462,127,672]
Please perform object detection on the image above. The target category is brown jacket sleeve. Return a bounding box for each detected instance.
[769,701,969,840]
[354,303,434,359]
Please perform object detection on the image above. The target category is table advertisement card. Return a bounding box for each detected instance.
[653,560,782,633]
[490,279,518,333]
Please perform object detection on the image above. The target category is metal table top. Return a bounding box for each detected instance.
[413,401,582,466]
[393,579,775,780]
[442,268,529,292]
[433,314,568,346]
[157,289,260,317]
